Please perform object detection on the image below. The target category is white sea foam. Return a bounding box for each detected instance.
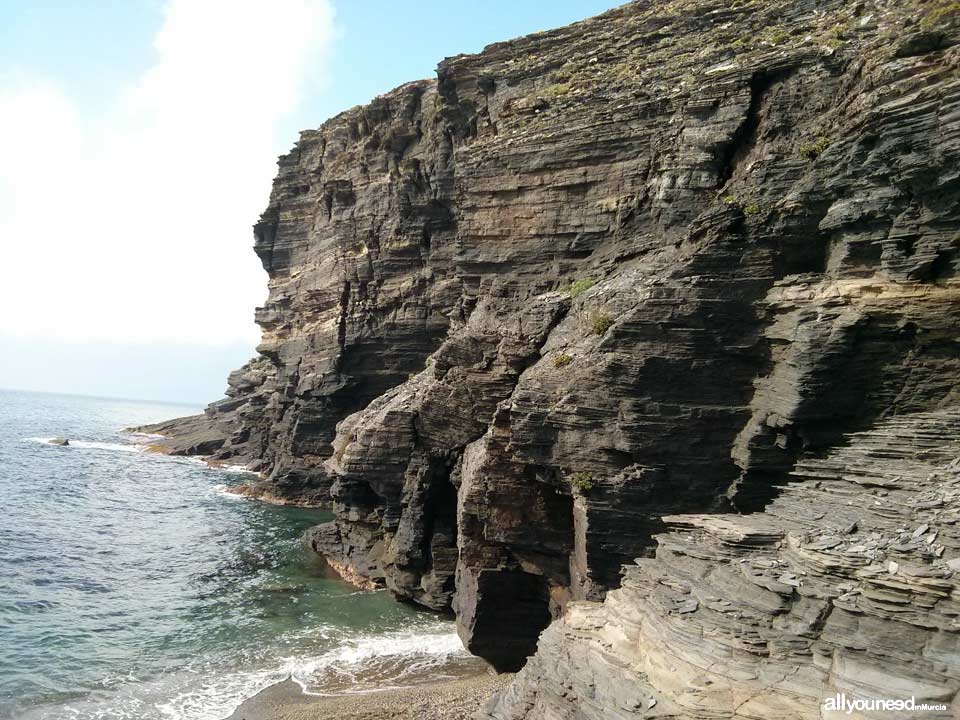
[27,437,144,452]
[24,624,469,720]
[70,440,144,453]
[289,625,472,696]
[154,665,290,720]
[18,664,287,720]
[219,463,257,474]
[124,431,165,440]
[172,454,257,475]
[212,483,247,500]
[27,437,257,476]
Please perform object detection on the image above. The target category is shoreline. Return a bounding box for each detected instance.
[225,671,511,720]
[131,425,508,720]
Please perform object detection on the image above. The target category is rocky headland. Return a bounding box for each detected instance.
[142,0,960,716]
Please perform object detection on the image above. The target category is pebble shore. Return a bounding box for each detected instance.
[226,672,512,720]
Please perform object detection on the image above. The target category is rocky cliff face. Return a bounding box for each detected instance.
[147,0,960,712]
[483,410,960,718]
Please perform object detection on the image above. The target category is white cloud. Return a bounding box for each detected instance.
[0,0,335,345]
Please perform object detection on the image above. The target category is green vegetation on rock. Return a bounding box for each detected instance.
[569,278,596,298]
[589,311,614,336]
[568,471,594,493]
[542,83,571,98]
[922,1,960,29]
[800,137,830,160]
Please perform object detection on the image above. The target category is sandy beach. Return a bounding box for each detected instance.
[225,671,512,720]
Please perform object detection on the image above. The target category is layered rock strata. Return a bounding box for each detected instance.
[144,0,960,693]
[483,410,960,718]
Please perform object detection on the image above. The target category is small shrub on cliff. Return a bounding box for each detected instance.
[542,83,571,98]
[922,2,960,29]
[828,21,851,40]
[569,471,595,493]
[723,195,760,217]
[764,28,791,45]
[568,278,596,298]
[553,353,573,369]
[589,311,614,336]
[799,137,830,160]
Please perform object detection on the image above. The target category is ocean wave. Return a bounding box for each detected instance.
[170,455,257,476]
[26,438,255,476]
[154,665,289,720]
[17,624,469,720]
[69,440,144,453]
[123,431,165,440]
[216,463,256,474]
[14,665,287,720]
[290,624,472,696]
[211,484,247,500]
[26,438,144,453]
[225,466,255,474]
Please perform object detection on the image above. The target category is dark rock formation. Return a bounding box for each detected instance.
[144,0,960,706]
[483,410,960,718]
[138,413,228,456]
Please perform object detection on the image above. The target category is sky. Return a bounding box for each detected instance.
[0,0,618,403]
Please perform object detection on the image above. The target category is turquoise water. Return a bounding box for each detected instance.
[0,390,469,720]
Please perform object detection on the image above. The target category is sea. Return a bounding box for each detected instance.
[0,389,473,720]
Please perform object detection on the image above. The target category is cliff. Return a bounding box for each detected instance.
[144,0,960,714]
[483,410,960,718]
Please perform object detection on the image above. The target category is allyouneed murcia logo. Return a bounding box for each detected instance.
[823,693,949,715]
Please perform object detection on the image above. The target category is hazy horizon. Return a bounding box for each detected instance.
[0,0,618,402]
[0,338,251,406]
[0,386,203,409]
